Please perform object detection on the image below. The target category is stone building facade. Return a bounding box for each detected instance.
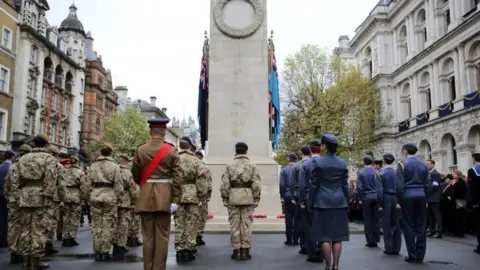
[81,31,118,149]
[0,0,18,152]
[337,0,480,174]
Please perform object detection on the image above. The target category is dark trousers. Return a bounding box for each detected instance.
[401,196,427,261]
[296,205,305,248]
[283,199,298,243]
[475,208,480,248]
[0,201,7,247]
[81,204,92,224]
[427,202,442,234]
[301,208,322,259]
[453,208,467,237]
[362,198,380,244]
[382,196,401,253]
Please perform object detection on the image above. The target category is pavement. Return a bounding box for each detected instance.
[1,224,479,270]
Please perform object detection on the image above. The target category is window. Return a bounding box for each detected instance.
[423,28,427,43]
[63,97,69,115]
[27,114,34,135]
[0,111,5,140]
[79,102,83,117]
[52,92,58,110]
[446,10,451,26]
[427,89,432,110]
[80,78,84,92]
[31,13,37,29]
[30,45,38,63]
[49,32,57,45]
[407,99,412,119]
[50,123,56,143]
[27,76,36,98]
[41,86,46,105]
[2,26,12,50]
[0,67,9,92]
[449,77,456,100]
[96,96,103,109]
[62,126,67,145]
[95,118,101,134]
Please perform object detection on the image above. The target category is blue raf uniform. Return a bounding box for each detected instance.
[467,152,480,253]
[356,155,383,247]
[279,153,298,245]
[379,153,402,255]
[396,143,430,263]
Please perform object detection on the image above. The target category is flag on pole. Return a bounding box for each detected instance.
[197,45,208,150]
[269,53,281,150]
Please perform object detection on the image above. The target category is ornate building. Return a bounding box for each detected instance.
[336,0,480,174]
[81,31,118,149]
[170,115,201,148]
[11,1,85,159]
[0,0,18,153]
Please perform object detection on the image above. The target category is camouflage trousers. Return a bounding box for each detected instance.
[46,203,59,244]
[91,203,117,253]
[18,206,52,257]
[62,203,82,239]
[197,201,209,236]
[128,209,141,238]
[228,205,254,249]
[174,203,199,251]
[7,204,21,253]
[113,208,132,247]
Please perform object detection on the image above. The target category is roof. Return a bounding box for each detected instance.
[59,4,85,35]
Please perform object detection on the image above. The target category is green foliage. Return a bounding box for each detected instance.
[279,44,383,168]
[87,107,149,162]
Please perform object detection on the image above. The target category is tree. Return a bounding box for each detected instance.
[277,44,382,167]
[87,107,150,162]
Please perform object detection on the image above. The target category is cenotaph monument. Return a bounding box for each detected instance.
[204,0,281,227]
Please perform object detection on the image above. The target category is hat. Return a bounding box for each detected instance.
[383,153,395,162]
[180,136,193,145]
[34,133,49,144]
[4,150,15,159]
[102,142,114,151]
[403,143,418,152]
[195,151,204,158]
[235,142,248,151]
[288,153,298,161]
[48,145,59,154]
[70,155,79,163]
[18,144,32,154]
[147,118,170,129]
[321,133,338,145]
[309,140,321,147]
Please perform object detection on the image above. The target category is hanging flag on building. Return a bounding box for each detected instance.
[197,32,209,150]
[268,35,281,150]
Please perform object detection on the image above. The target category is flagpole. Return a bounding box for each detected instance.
[268,30,274,147]
[204,31,209,150]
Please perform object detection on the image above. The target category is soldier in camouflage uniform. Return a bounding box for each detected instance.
[127,148,142,247]
[16,134,58,269]
[113,154,139,258]
[194,151,212,246]
[220,142,262,260]
[174,137,209,263]
[85,143,123,261]
[4,144,31,264]
[60,155,86,247]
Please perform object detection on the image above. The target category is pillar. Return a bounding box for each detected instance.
[427,0,437,40]
[407,14,415,56]
[395,84,401,122]
[457,44,467,95]
[448,0,457,30]
[456,143,475,174]
[411,73,420,115]
[431,149,447,173]
[393,29,398,67]
[428,63,437,107]
[453,48,461,100]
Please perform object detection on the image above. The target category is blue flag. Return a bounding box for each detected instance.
[269,54,281,150]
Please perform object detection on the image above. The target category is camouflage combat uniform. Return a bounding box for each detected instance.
[114,154,139,256]
[126,155,142,246]
[197,166,212,241]
[86,147,123,259]
[17,139,58,269]
[4,144,31,263]
[174,149,208,261]
[60,156,86,246]
[220,154,262,260]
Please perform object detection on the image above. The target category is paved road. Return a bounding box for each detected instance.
[1,227,478,269]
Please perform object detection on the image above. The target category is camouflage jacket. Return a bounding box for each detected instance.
[203,164,213,201]
[86,156,123,206]
[178,150,208,204]
[220,154,262,206]
[16,148,58,208]
[60,164,87,204]
[119,165,139,208]
[53,162,67,203]
[4,163,19,208]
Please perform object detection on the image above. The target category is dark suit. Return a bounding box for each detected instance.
[467,164,480,249]
[396,156,430,261]
[427,168,442,235]
[357,166,383,245]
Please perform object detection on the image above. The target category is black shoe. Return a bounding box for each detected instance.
[473,248,480,254]
[365,243,378,248]
[292,241,299,246]
[44,243,58,256]
[133,238,143,247]
[306,257,323,263]
[185,250,195,261]
[196,236,206,246]
[56,233,62,241]
[404,256,422,263]
[231,249,241,260]
[383,250,399,255]
[10,253,21,264]
[298,248,307,255]
[94,253,102,262]
[284,241,293,246]
[176,251,186,263]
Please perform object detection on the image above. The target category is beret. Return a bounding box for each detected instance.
[102,142,114,151]
[180,136,193,145]
[18,144,32,153]
[35,133,49,144]
[148,118,170,129]
[48,145,59,154]
[309,140,322,147]
[119,153,130,161]
[383,153,395,161]
[288,153,298,161]
[235,142,248,150]
[195,151,204,158]
[5,150,15,158]
[321,133,338,145]
[403,143,418,152]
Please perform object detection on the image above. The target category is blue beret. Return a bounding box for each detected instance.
[321,133,338,145]
[288,153,298,161]
[180,136,193,145]
[148,117,170,128]
[383,153,395,161]
[403,143,418,152]
[5,150,15,158]
[309,140,321,147]
[235,142,248,150]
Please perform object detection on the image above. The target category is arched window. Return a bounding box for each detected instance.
[96,118,101,134]
[50,123,57,143]
[62,126,67,145]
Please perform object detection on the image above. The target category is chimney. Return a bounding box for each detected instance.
[338,35,350,49]
[161,107,167,114]
[150,96,157,107]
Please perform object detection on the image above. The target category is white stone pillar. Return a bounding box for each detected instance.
[395,84,401,122]
[448,0,457,30]
[429,63,436,106]
[412,73,420,115]
[392,29,398,67]
[457,44,467,96]
[456,143,475,174]
[407,15,415,56]
[453,48,461,100]
[432,59,441,105]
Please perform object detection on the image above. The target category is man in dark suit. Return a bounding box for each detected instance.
[279,153,298,245]
[467,152,480,254]
[396,143,430,264]
[427,159,443,238]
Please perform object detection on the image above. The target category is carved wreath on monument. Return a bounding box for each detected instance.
[214,0,265,38]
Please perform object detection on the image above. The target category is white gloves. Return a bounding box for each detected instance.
[170,203,178,214]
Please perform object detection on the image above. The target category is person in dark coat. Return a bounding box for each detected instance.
[440,174,455,234]
[451,170,468,238]
[279,153,298,245]
[309,133,349,270]
[0,150,15,248]
[467,152,480,254]
[427,159,443,238]
[396,143,430,264]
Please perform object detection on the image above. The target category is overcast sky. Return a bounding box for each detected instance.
[47,0,379,122]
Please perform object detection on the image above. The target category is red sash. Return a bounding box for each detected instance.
[140,143,173,187]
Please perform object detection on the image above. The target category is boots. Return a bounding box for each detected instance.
[240,248,252,260]
[32,257,49,269]
[72,239,79,246]
[113,245,129,260]
[21,256,31,270]
[62,238,74,247]
[133,238,143,246]
[176,250,186,263]
[10,253,23,264]
[126,237,134,247]
[94,253,102,262]
[44,243,58,256]
[56,233,62,241]
[231,249,241,260]
[196,235,206,246]
[185,250,195,261]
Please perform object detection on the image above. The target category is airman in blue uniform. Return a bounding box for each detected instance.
[467,152,480,254]
[279,153,298,245]
[396,143,430,263]
[356,155,382,247]
[380,153,401,255]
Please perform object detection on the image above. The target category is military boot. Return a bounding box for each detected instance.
[72,239,79,246]
[185,250,195,261]
[196,236,206,246]
[56,233,62,241]
[100,253,111,261]
[21,256,31,270]
[126,237,134,247]
[44,243,58,256]
[176,251,186,263]
[32,257,49,269]
[231,249,241,260]
[241,248,252,260]
[62,238,73,247]
[113,246,128,260]
[10,253,20,264]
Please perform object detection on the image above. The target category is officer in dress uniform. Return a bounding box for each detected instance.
[380,153,402,255]
[396,143,430,263]
[467,152,480,254]
[279,153,298,245]
[356,155,382,247]
[133,118,183,270]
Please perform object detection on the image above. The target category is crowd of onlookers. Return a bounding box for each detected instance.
[348,169,477,238]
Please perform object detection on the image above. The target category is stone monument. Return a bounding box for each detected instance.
[204,0,281,228]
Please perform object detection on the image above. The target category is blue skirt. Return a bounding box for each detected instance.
[311,208,350,242]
